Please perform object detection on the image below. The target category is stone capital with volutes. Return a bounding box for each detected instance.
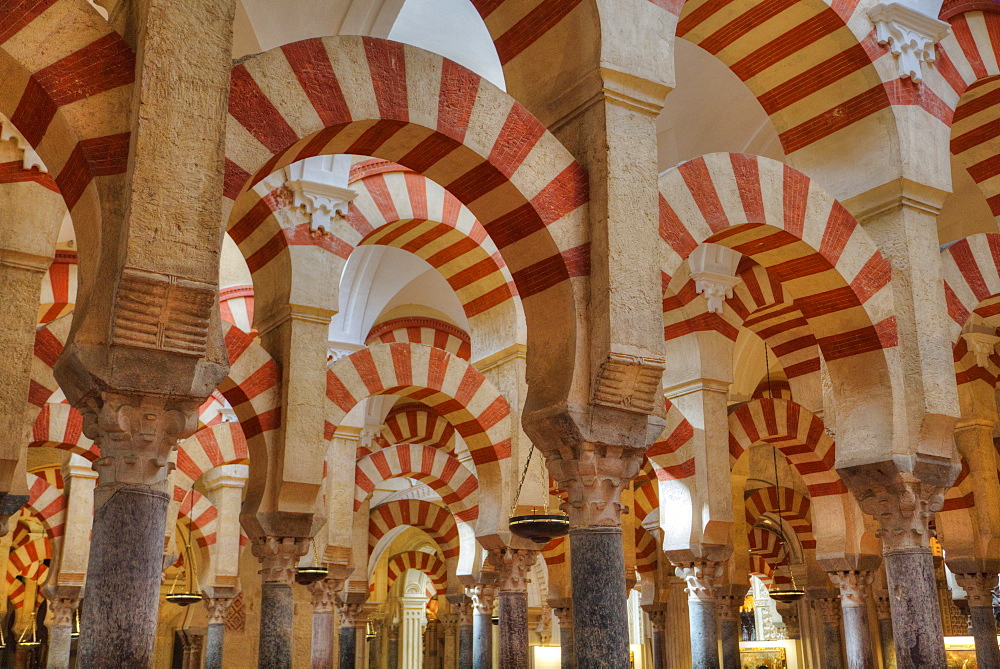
[548,446,641,528]
[203,597,233,626]
[674,560,724,602]
[953,572,998,609]
[251,536,310,585]
[487,547,538,593]
[309,577,346,614]
[827,570,874,608]
[337,601,366,628]
[465,583,497,616]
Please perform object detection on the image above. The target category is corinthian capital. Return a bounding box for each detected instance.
[827,570,874,608]
[549,447,641,527]
[465,583,497,616]
[674,560,723,602]
[309,578,345,614]
[954,572,999,608]
[851,471,948,551]
[488,548,538,593]
[251,536,310,585]
[203,597,233,626]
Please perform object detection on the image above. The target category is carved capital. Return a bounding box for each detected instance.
[716,594,743,622]
[592,352,666,414]
[47,597,80,627]
[309,578,345,614]
[674,560,724,602]
[552,606,573,628]
[337,602,367,628]
[775,601,800,638]
[251,536,310,585]
[960,331,1000,369]
[549,448,640,527]
[853,472,946,551]
[203,597,233,626]
[810,596,841,626]
[0,117,45,171]
[647,609,667,632]
[868,1,950,82]
[873,594,891,620]
[465,583,497,616]
[828,570,874,608]
[954,572,999,609]
[488,548,538,592]
[455,601,473,626]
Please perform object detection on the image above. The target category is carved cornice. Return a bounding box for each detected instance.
[674,560,724,603]
[827,570,874,608]
[251,537,310,585]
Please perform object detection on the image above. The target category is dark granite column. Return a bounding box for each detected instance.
[553,606,575,669]
[457,602,473,669]
[338,603,366,669]
[829,571,876,669]
[252,537,310,669]
[467,584,496,669]
[202,597,233,669]
[812,595,845,669]
[570,526,631,667]
[954,573,1000,669]
[717,588,744,669]
[674,560,723,669]
[309,579,342,669]
[874,596,896,669]
[489,548,538,669]
[45,597,78,669]
[644,608,666,669]
[387,623,400,669]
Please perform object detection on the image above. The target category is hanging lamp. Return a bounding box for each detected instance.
[70,607,80,639]
[761,346,806,604]
[165,534,203,606]
[17,613,40,648]
[508,444,569,544]
[295,540,329,585]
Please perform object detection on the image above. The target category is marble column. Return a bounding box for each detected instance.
[812,596,845,669]
[202,597,233,669]
[338,603,367,669]
[309,579,342,669]
[674,560,723,669]
[716,587,744,669]
[466,583,496,669]
[456,602,473,669]
[252,536,310,669]
[387,623,400,669]
[368,619,383,669]
[954,573,1000,669]
[829,571,876,669]
[873,595,896,669]
[441,614,458,669]
[553,606,575,669]
[490,548,538,669]
[45,596,78,669]
[645,608,667,669]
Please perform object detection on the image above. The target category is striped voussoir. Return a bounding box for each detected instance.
[729,398,844,497]
[197,392,231,430]
[937,11,1000,218]
[469,0,592,67]
[367,317,472,362]
[38,251,77,325]
[369,499,461,563]
[748,526,788,572]
[30,402,98,462]
[220,284,255,334]
[5,535,50,592]
[744,486,816,551]
[941,233,1000,340]
[941,457,976,514]
[355,444,478,522]
[660,153,896,364]
[676,0,953,153]
[751,379,793,401]
[386,550,447,596]
[634,526,659,575]
[632,460,659,523]
[953,334,1000,388]
[24,471,66,540]
[541,536,566,566]
[646,398,695,480]
[223,36,588,310]
[376,402,457,458]
[29,317,70,412]
[179,489,219,549]
[326,342,511,469]
[172,422,249,506]
[0,0,134,240]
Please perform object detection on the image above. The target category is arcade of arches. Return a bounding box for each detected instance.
[3,0,1000,668]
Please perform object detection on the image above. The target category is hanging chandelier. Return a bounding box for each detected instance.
[508,444,569,544]
[295,540,328,585]
[165,534,203,606]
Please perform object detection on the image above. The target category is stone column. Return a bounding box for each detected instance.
[674,560,723,669]
[338,603,366,669]
[252,536,309,669]
[45,596,78,669]
[399,594,426,669]
[489,548,538,669]
[309,579,342,669]
[776,600,801,639]
[812,595,845,669]
[954,573,1000,669]
[873,594,896,669]
[829,571,876,669]
[553,606,575,669]
[202,597,233,669]
[717,587,745,669]
[456,602,473,669]
[368,618,383,669]
[466,583,495,669]
[441,614,458,669]
[645,608,667,669]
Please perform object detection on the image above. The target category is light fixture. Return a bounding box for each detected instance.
[365,621,377,641]
[508,445,569,544]
[295,540,328,586]
[17,617,40,648]
[165,534,203,606]
[70,607,80,639]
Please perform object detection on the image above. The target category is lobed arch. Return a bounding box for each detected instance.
[354,444,479,522]
[224,36,589,418]
[386,550,448,597]
[327,342,510,544]
[660,153,897,463]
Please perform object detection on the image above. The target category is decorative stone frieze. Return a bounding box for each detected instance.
[852,472,947,551]
[674,560,724,602]
[466,583,497,616]
[954,572,999,608]
[251,537,310,585]
[548,448,641,527]
[828,570,875,608]
[203,597,233,626]
[868,2,950,82]
[488,548,539,593]
[592,352,666,413]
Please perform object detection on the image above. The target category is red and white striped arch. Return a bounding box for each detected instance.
[30,402,99,462]
[378,403,457,456]
[29,317,70,412]
[6,535,50,591]
[369,499,461,563]
[224,36,587,395]
[645,398,695,480]
[173,422,249,499]
[660,153,895,367]
[729,398,843,498]
[354,444,479,522]
[941,233,1000,340]
[937,10,1000,219]
[24,471,65,540]
[38,251,77,325]
[632,459,659,524]
[0,1,134,275]
[744,486,816,552]
[542,536,567,567]
[386,550,448,597]
[220,284,255,334]
[178,489,219,550]
[634,526,659,576]
[366,318,472,362]
[748,526,789,585]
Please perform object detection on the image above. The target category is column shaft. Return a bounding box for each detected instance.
[720,616,741,669]
[560,623,576,669]
[498,591,528,668]
[688,599,719,669]
[650,627,665,669]
[877,616,896,669]
[824,619,845,669]
[204,623,225,669]
[969,605,1000,669]
[46,623,72,669]
[472,614,492,669]
[78,486,168,666]
[842,606,876,669]
[340,626,357,669]
[458,624,472,669]
[884,548,946,668]
[570,526,630,667]
[260,582,295,668]
[312,611,335,669]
